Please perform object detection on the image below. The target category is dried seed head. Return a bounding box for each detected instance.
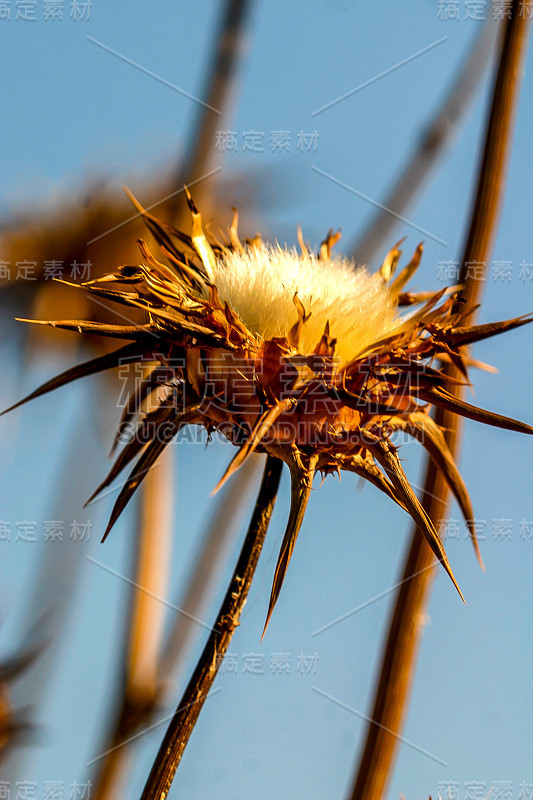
[5,190,533,631]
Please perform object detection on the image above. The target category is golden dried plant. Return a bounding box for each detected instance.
[4,189,532,637]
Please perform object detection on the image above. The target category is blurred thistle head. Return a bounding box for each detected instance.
[5,188,533,632]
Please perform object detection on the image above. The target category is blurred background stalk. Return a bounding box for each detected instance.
[350,15,497,265]
[348,6,531,798]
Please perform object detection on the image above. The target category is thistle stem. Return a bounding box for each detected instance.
[159,456,262,683]
[348,6,531,799]
[139,455,283,800]
[90,459,262,800]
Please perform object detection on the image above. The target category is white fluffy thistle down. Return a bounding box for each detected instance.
[212,243,397,364]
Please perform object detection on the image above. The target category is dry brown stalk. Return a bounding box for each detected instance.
[88,457,262,800]
[349,16,497,265]
[159,455,263,683]
[89,449,174,800]
[164,0,253,223]
[348,6,531,799]
[139,455,282,800]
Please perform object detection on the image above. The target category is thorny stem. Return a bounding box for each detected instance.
[159,456,263,682]
[139,455,283,800]
[349,6,530,800]
[90,459,261,800]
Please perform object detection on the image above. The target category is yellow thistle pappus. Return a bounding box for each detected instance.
[5,188,533,632]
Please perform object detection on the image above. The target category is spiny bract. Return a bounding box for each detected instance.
[5,189,533,633]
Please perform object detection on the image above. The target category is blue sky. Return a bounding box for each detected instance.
[1,2,533,799]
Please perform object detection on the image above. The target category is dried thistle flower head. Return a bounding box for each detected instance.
[5,189,533,632]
